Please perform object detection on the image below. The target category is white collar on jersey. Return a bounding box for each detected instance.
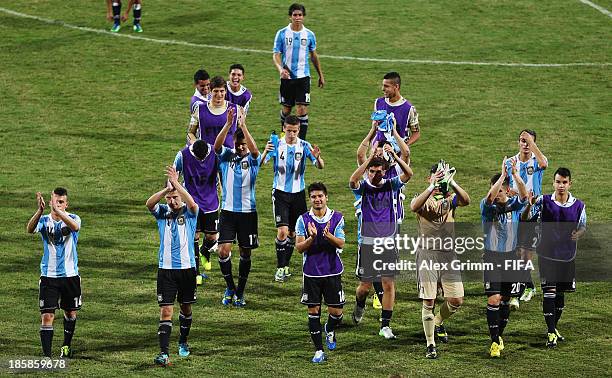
[551,192,576,207]
[384,96,406,107]
[226,82,247,96]
[287,23,305,32]
[309,207,333,223]
[193,89,210,102]
[364,177,388,189]
[207,100,229,115]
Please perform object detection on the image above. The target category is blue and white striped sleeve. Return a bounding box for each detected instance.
[578,206,587,229]
[295,215,307,237]
[334,217,345,240]
[273,29,284,53]
[173,152,183,174]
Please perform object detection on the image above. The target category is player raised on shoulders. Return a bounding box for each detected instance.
[295,182,346,363]
[374,72,420,146]
[27,188,82,359]
[146,166,199,367]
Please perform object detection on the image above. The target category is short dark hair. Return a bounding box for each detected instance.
[288,3,306,16]
[284,115,300,127]
[192,140,209,160]
[210,76,226,90]
[554,167,571,181]
[519,129,537,142]
[194,69,209,84]
[229,64,245,74]
[490,173,509,187]
[53,187,68,196]
[383,71,401,87]
[368,157,389,171]
[308,182,327,195]
[233,129,245,141]
[377,140,392,149]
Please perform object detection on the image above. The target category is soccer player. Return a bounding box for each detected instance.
[350,151,412,340]
[188,76,239,149]
[174,137,220,284]
[356,124,410,311]
[509,129,548,307]
[410,161,470,359]
[225,64,253,115]
[296,182,346,363]
[27,188,82,358]
[481,157,529,357]
[373,72,420,146]
[214,107,261,307]
[273,3,325,140]
[191,69,211,111]
[522,168,586,348]
[261,115,324,282]
[106,0,143,33]
[146,166,199,366]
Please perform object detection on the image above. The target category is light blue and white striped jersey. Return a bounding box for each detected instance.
[151,204,198,269]
[218,146,261,213]
[35,214,81,278]
[271,138,318,193]
[273,24,317,79]
[481,196,526,253]
[507,153,547,196]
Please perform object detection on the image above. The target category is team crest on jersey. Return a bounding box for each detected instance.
[241,160,249,170]
[157,294,163,302]
[40,300,45,307]
[301,38,307,46]
[177,216,185,225]
[276,215,282,223]
[441,199,449,211]
[485,281,491,290]
[301,293,308,302]
[295,152,302,161]
[527,166,534,175]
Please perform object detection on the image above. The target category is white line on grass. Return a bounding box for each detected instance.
[578,0,612,18]
[1,7,610,68]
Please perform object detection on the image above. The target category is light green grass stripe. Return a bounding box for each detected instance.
[2,6,610,68]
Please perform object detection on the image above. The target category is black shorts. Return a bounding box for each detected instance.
[39,276,82,313]
[279,77,311,107]
[483,251,531,297]
[539,258,576,292]
[272,189,307,231]
[517,220,539,250]
[301,275,345,307]
[196,209,219,234]
[218,210,259,249]
[355,241,399,282]
[157,268,197,306]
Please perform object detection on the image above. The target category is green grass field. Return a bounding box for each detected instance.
[1,1,611,376]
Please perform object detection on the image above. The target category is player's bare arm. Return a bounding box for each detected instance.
[239,112,260,158]
[166,166,198,214]
[310,51,324,88]
[523,132,548,169]
[451,180,470,206]
[26,192,46,233]
[310,145,324,169]
[350,153,374,189]
[187,119,200,145]
[50,193,80,232]
[273,53,290,79]
[486,157,509,205]
[357,125,377,165]
[145,181,173,211]
[509,157,528,201]
[214,106,235,153]
[388,145,412,182]
[392,127,411,164]
[410,171,444,212]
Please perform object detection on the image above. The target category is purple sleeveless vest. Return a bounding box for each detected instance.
[301,210,344,277]
[538,194,584,261]
[180,146,219,212]
[361,179,398,238]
